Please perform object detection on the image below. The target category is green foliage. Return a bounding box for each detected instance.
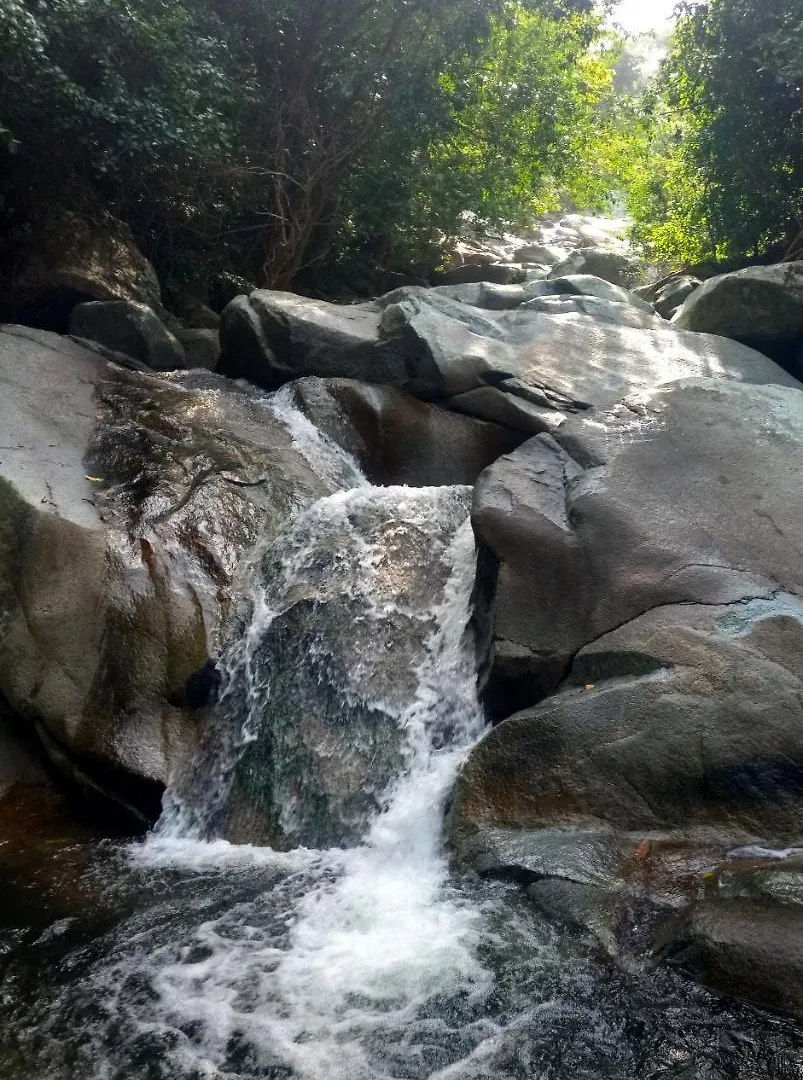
[629,0,803,265]
[333,3,638,276]
[0,0,635,290]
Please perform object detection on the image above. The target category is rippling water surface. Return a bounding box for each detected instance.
[1,836,801,1080]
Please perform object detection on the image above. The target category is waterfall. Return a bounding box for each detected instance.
[121,393,493,1077]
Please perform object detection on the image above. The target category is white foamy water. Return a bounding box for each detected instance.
[121,392,494,1077]
[128,512,491,1080]
[268,382,367,491]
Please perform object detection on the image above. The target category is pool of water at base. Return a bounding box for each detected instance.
[0,834,800,1080]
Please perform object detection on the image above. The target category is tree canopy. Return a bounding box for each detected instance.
[0,0,626,291]
[628,0,803,265]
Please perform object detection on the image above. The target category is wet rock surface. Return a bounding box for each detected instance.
[218,487,474,848]
[452,376,803,1015]
[3,206,803,1038]
[665,855,803,1015]
[455,597,803,836]
[0,326,333,815]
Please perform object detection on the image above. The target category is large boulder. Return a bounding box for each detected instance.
[174,328,220,371]
[0,204,162,332]
[220,285,793,436]
[219,290,390,389]
[430,281,542,310]
[70,300,187,371]
[455,597,803,840]
[549,247,646,289]
[636,274,702,319]
[451,377,803,1014]
[285,377,522,486]
[526,274,656,313]
[431,264,527,287]
[450,603,803,1013]
[665,855,803,1016]
[473,378,802,715]
[0,326,336,819]
[520,294,665,330]
[511,243,563,266]
[672,263,803,376]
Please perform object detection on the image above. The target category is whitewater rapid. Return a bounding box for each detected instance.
[123,392,494,1078]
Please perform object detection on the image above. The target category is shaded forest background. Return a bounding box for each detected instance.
[0,0,801,298]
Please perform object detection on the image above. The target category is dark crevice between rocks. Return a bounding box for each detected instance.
[0,691,160,836]
[482,645,572,723]
[0,286,99,334]
[33,719,164,836]
[469,543,499,699]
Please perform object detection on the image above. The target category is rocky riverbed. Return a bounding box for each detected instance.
[0,213,801,1076]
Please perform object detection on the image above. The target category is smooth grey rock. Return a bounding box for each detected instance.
[549,247,646,289]
[431,263,527,286]
[451,587,803,1014]
[0,326,335,814]
[454,599,803,837]
[446,385,571,435]
[473,378,803,706]
[512,244,563,266]
[70,300,186,371]
[521,294,665,330]
[219,290,388,387]
[219,285,795,435]
[175,327,220,371]
[649,275,701,319]
[523,265,551,282]
[430,282,532,310]
[672,263,803,370]
[0,710,50,798]
[526,274,656,313]
[287,377,522,486]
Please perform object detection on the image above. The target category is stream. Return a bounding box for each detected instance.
[0,387,801,1080]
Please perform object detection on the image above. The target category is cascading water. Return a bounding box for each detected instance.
[3,393,802,1080]
[129,504,492,1080]
[142,379,494,1074]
